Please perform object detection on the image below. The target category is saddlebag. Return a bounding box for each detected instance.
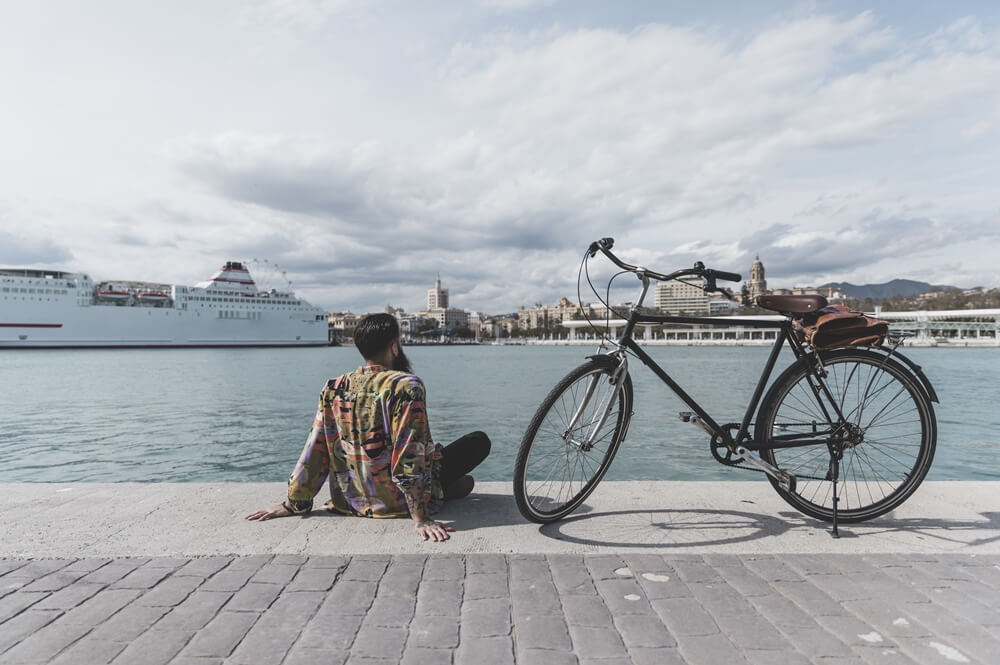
[795,305,889,350]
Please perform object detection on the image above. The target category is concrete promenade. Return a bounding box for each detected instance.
[1,481,998,664]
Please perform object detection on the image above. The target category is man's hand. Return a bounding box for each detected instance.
[245,503,294,521]
[414,519,454,542]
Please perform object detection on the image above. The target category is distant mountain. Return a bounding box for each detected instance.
[817,279,953,301]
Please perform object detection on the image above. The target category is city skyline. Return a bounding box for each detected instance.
[2,1,999,315]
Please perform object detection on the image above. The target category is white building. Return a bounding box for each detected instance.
[428,276,449,309]
[655,277,709,315]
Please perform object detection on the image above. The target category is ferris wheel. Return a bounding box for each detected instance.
[246,259,293,295]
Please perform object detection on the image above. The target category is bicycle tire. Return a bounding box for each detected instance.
[514,356,633,523]
[755,349,936,523]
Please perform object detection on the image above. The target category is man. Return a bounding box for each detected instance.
[246,313,491,542]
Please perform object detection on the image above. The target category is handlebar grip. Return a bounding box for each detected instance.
[588,237,615,257]
[706,269,742,283]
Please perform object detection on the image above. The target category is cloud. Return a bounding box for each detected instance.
[0,230,74,266]
[155,10,1000,310]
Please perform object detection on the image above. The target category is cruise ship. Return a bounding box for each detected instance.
[0,261,329,348]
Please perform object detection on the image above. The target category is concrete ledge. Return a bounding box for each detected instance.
[2,481,997,557]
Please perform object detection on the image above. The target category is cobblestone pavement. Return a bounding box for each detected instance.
[1,554,998,665]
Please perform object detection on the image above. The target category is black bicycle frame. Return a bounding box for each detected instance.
[610,309,835,451]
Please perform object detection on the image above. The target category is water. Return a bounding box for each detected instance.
[0,345,997,482]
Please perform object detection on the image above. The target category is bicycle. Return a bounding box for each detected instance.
[513,238,938,537]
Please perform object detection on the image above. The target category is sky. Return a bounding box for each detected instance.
[1,0,999,315]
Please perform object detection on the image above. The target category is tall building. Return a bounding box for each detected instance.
[427,275,449,310]
[748,256,767,302]
[655,277,709,315]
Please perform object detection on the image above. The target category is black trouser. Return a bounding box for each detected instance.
[439,430,491,491]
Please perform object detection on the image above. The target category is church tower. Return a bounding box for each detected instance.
[748,256,767,302]
[427,274,449,310]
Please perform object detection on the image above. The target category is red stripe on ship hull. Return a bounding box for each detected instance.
[0,323,63,328]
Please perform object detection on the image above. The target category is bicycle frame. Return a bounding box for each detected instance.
[592,274,851,454]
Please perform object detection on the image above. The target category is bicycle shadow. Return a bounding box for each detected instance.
[539,506,1000,549]
[539,506,794,548]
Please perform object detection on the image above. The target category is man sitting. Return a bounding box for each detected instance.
[246,313,491,541]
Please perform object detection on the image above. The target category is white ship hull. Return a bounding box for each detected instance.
[1,264,329,348]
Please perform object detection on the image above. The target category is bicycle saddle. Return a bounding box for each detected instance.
[756,294,828,315]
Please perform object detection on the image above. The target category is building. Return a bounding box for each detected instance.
[655,277,709,315]
[428,275,448,310]
[517,297,594,331]
[748,256,767,302]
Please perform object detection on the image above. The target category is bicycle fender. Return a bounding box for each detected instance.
[878,346,939,404]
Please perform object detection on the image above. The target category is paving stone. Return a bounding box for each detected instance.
[612,613,676,648]
[562,595,613,627]
[548,557,598,596]
[465,553,506,574]
[423,555,465,581]
[87,603,173,643]
[285,566,341,592]
[341,556,389,581]
[841,599,932,639]
[60,558,112,573]
[566,625,627,659]
[688,580,756,617]
[629,646,686,665]
[742,556,803,583]
[173,557,233,578]
[110,564,175,590]
[2,560,71,581]
[181,611,259,657]
[671,558,724,583]
[513,615,572,651]
[110,628,195,665]
[365,593,417,627]
[143,557,188,570]
[0,592,46,623]
[455,635,514,665]
[805,572,875,602]
[350,625,406,660]
[652,597,721,636]
[297,615,364,650]
[282,647,346,665]
[415,580,462,616]
[225,593,325,665]
[0,562,28,578]
[714,612,790,650]
[224,555,273,572]
[510,580,562,617]
[134,575,204,607]
[462,597,511,637]
[156,591,234,631]
[375,564,424,599]
[748,593,818,629]
[47,634,129,665]
[79,560,146,585]
[0,619,91,663]
[224,582,282,612]
[399,646,454,665]
[773,580,845,617]
[0,610,61,654]
[303,555,350,570]
[676,633,748,665]
[743,647,814,665]
[583,555,628,581]
[406,614,460,648]
[595,578,654,616]
[58,588,143,626]
[772,625,853,659]
[250,563,301,586]
[30,582,104,610]
[465,572,508,599]
[849,645,918,665]
[813,614,896,648]
[19,569,90,592]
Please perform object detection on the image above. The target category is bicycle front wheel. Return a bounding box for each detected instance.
[755,349,936,522]
[514,357,633,523]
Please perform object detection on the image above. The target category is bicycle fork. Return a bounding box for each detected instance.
[563,357,628,451]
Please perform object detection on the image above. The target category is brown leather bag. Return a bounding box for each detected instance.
[795,305,889,350]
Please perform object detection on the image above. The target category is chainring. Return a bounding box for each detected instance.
[710,423,744,466]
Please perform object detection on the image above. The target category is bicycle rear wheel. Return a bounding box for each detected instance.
[514,356,633,523]
[755,349,936,522]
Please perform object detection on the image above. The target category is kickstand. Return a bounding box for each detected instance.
[827,446,842,539]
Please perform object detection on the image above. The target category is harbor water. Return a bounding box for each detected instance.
[1,345,996,483]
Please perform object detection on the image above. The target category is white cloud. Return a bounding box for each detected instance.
[1,5,999,313]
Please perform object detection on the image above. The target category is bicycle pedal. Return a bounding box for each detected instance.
[778,471,797,494]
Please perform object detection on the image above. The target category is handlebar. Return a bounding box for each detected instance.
[588,237,742,285]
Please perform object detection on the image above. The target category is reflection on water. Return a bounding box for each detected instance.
[0,345,995,482]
